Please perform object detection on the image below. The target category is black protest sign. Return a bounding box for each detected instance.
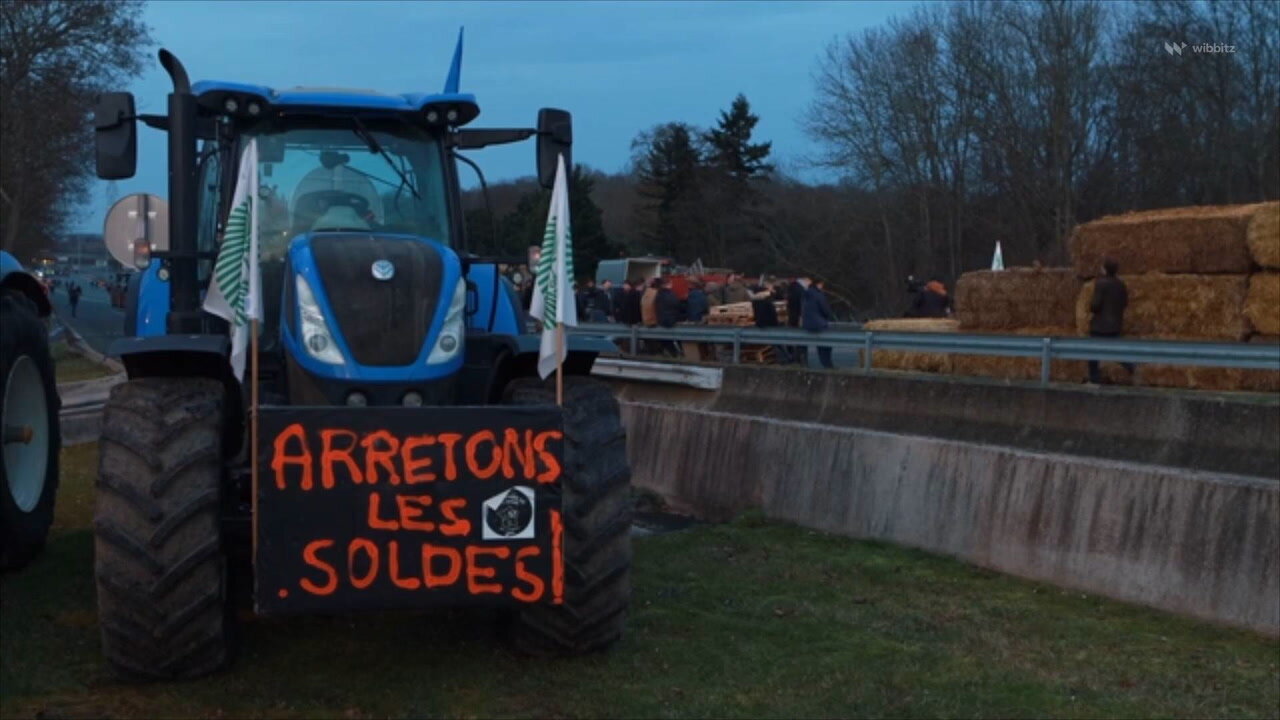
[254,405,564,615]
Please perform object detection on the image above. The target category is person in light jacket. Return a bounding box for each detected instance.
[802,279,834,369]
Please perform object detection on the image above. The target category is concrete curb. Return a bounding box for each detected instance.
[53,312,124,446]
[54,310,124,374]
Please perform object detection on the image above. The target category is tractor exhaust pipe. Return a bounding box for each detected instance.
[159,49,203,334]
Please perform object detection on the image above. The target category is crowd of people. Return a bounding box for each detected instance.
[554,272,839,368]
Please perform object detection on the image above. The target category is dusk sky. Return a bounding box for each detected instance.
[77,0,915,231]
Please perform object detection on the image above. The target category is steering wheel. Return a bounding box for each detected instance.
[295,190,375,230]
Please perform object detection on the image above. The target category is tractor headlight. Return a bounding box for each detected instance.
[427,279,466,364]
[296,274,344,365]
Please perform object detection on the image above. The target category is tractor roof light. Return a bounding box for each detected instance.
[425,109,440,124]
[402,391,423,407]
[247,101,261,116]
[224,97,239,113]
[445,108,459,123]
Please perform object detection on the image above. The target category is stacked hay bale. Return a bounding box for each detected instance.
[1067,201,1279,391]
[952,267,1086,382]
[862,318,958,373]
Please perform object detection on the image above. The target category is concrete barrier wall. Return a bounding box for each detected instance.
[623,400,1280,635]
[710,367,1280,479]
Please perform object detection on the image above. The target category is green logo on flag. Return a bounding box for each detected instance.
[215,196,253,325]
[536,215,573,329]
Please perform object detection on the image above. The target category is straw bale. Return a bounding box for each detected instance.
[1245,273,1279,336]
[1132,365,1279,393]
[1074,274,1250,341]
[955,268,1080,330]
[1069,203,1271,278]
[872,350,953,374]
[1247,202,1280,269]
[949,327,1086,383]
[860,318,958,374]
[862,318,960,333]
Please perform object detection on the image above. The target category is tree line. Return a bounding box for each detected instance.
[3,0,1275,322]
[0,0,151,262]
[468,0,1277,318]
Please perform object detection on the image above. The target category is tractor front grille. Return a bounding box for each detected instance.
[309,234,443,367]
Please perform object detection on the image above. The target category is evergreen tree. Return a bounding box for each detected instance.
[631,122,704,258]
[497,164,618,278]
[704,94,773,180]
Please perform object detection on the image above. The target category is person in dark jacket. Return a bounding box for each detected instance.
[654,277,681,357]
[909,277,952,318]
[750,279,790,363]
[590,280,612,322]
[608,279,626,323]
[1087,258,1136,384]
[786,277,809,365]
[802,279,834,369]
[624,278,643,326]
[686,281,709,323]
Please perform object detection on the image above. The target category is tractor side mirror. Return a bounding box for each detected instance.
[103,194,170,269]
[94,92,137,180]
[536,108,572,190]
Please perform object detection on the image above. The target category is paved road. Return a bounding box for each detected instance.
[48,272,126,355]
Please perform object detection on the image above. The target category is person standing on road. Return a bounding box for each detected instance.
[802,279,834,369]
[655,277,681,357]
[749,279,791,363]
[787,276,810,365]
[1087,258,1137,384]
[68,282,82,318]
[686,280,709,323]
[624,278,643,326]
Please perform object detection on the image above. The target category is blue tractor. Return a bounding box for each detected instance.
[92,40,631,679]
[0,251,60,570]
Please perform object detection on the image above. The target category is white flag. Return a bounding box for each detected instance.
[529,154,576,379]
[203,140,262,381]
[991,241,1005,271]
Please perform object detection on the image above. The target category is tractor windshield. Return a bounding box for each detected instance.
[245,118,451,261]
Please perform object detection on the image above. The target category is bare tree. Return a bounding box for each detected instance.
[0,0,152,260]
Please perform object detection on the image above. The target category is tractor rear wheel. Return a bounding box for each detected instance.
[503,376,632,655]
[94,377,232,680]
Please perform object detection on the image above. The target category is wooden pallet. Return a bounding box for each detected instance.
[738,345,777,364]
[707,300,789,326]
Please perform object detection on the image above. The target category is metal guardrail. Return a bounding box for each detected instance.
[569,322,1280,387]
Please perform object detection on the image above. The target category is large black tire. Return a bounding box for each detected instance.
[503,376,632,654]
[0,291,60,570]
[94,377,233,680]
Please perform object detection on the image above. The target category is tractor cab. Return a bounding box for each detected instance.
[94,44,595,407]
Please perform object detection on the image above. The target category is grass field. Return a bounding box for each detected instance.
[1,444,1276,719]
[51,342,116,385]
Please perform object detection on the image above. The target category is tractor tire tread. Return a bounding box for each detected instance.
[504,376,632,656]
[94,377,231,681]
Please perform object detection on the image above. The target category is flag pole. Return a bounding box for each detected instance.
[250,318,260,558]
[556,323,564,406]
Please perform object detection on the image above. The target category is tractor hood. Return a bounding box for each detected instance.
[283,232,465,377]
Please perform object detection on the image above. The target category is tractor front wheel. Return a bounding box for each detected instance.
[503,376,632,655]
[94,377,233,680]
